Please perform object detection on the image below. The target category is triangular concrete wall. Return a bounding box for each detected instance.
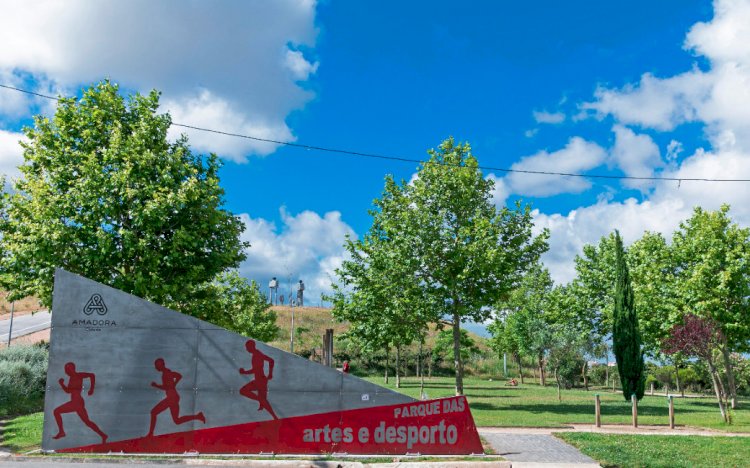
[42,269,414,451]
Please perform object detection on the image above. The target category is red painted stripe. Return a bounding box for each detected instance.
[59,396,483,455]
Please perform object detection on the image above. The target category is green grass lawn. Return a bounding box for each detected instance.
[4,376,748,454]
[366,376,750,431]
[1,412,43,453]
[557,432,750,468]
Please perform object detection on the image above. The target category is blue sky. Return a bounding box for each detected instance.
[2,0,750,304]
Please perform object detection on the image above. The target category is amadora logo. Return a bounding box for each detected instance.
[83,294,107,315]
[73,294,116,330]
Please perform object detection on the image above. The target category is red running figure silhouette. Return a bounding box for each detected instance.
[147,358,205,437]
[52,362,108,443]
[239,340,278,420]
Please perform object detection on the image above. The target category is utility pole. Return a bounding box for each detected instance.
[290,306,295,354]
[286,267,295,354]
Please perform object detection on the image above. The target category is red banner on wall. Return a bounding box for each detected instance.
[60,396,483,455]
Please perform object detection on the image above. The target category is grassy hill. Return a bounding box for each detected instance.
[268,305,490,351]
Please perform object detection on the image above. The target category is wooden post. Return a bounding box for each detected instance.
[594,394,601,428]
[322,329,334,367]
[668,395,675,429]
[632,393,638,428]
[326,329,334,367]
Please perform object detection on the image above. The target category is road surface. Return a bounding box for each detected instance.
[0,310,51,343]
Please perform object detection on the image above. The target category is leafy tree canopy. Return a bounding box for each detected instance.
[0,81,247,316]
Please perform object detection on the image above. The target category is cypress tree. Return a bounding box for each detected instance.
[612,230,645,401]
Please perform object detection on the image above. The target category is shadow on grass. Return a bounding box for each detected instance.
[398,382,523,391]
[505,402,702,417]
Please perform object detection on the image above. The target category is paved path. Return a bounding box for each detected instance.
[0,311,50,343]
[480,431,599,467]
[481,424,750,437]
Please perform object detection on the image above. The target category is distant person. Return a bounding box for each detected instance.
[147,358,205,437]
[52,362,108,444]
[342,361,350,374]
[239,340,278,420]
[278,294,284,305]
[268,277,279,304]
[296,280,305,306]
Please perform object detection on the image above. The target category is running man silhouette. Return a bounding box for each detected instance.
[52,362,108,443]
[239,340,278,420]
[147,358,205,437]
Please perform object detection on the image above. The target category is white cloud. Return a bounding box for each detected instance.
[580,70,711,131]
[535,197,689,284]
[666,140,683,161]
[238,208,355,305]
[502,137,607,197]
[0,129,25,182]
[164,90,294,162]
[536,0,750,284]
[610,125,663,189]
[685,0,750,65]
[0,0,319,161]
[285,49,320,81]
[533,110,566,124]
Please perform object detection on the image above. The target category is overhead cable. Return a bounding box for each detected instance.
[1,83,748,183]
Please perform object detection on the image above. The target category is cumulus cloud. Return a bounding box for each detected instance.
[533,110,566,124]
[0,129,25,182]
[499,137,607,197]
[0,0,319,161]
[610,125,663,189]
[534,196,690,283]
[536,0,750,284]
[238,208,356,305]
[164,90,295,162]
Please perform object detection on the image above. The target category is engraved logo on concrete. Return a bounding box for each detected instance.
[83,294,108,316]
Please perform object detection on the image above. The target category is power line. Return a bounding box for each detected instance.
[2,83,748,183]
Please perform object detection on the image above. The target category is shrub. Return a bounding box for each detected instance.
[0,344,49,416]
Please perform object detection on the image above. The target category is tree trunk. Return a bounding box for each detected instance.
[604,344,609,388]
[396,345,401,389]
[516,353,524,384]
[674,360,683,397]
[451,308,464,396]
[385,348,389,384]
[582,361,589,391]
[706,356,728,422]
[419,341,425,399]
[538,354,545,387]
[554,368,561,401]
[719,337,738,409]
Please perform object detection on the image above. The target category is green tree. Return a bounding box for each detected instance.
[0,81,247,315]
[331,203,437,388]
[612,230,645,401]
[194,271,279,342]
[433,328,479,364]
[356,138,547,395]
[672,205,750,409]
[493,264,555,386]
[628,232,679,356]
[547,323,586,401]
[487,315,525,382]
